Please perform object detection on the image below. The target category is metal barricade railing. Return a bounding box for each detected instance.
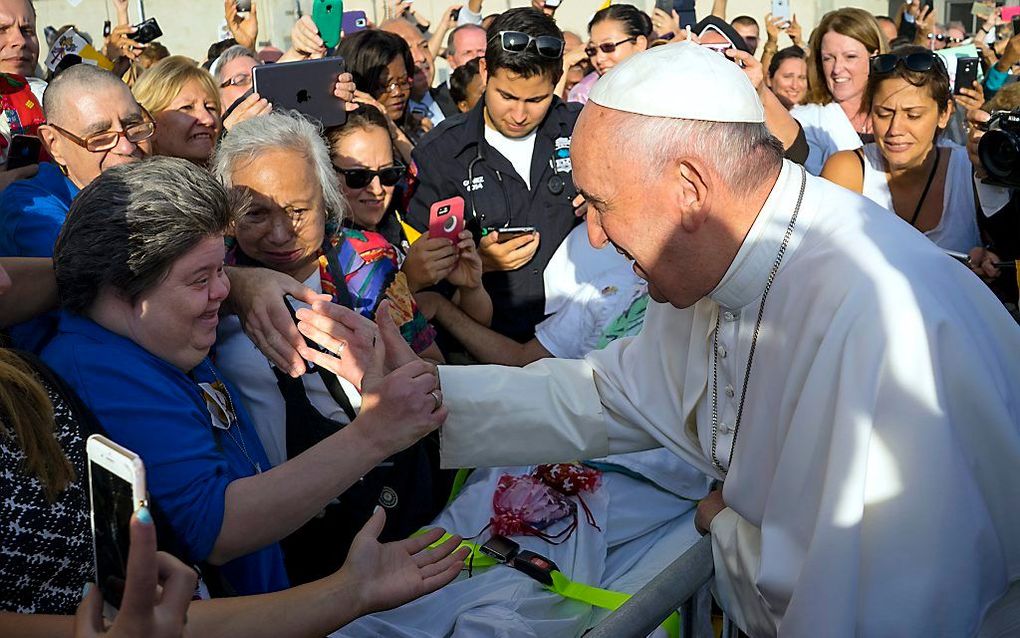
[587,535,716,638]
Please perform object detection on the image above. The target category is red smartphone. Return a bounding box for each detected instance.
[428,196,466,242]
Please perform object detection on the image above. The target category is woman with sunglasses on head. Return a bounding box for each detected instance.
[791,8,889,174]
[339,30,419,165]
[566,4,651,105]
[326,106,492,324]
[821,46,980,253]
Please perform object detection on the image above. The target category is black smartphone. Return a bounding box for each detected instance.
[131,17,162,45]
[495,226,537,243]
[480,534,520,563]
[237,0,252,12]
[7,134,41,169]
[955,57,979,95]
[451,7,461,21]
[1013,14,1020,38]
[87,435,146,618]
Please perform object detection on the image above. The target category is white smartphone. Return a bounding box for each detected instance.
[86,434,147,620]
[771,0,790,23]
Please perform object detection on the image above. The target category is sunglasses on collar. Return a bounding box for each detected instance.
[490,31,565,59]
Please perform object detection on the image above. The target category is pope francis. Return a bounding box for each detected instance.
[301,42,1020,636]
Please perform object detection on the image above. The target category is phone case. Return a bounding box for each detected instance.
[771,0,790,21]
[429,196,466,242]
[312,0,344,49]
[341,10,368,35]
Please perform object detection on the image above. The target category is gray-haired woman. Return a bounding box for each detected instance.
[40,158,462,622]
[211,111,450,585]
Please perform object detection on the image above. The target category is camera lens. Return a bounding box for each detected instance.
[979,129,1020,182]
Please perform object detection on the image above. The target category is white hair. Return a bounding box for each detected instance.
[210,44,257,81]
[611,114,784,194]
[212,111,347,225]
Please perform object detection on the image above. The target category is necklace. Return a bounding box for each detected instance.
[203,361,263,474]
[710,166,807,476]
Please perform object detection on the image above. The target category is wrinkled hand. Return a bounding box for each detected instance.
[352,90,389,118]
[344,510,469,616]
[74,511,197,638]
[652,8,685,40]
[955,82,985,113]
[764,13,785,42]
[333,72,360,111]
[530,0,558,16]
[439,4,463,32]
[226,266,331,377]
[479,231,540,272]
[0,163,38,190]
[726,48,763,90]
[966,108,991,175]
[564,44,589,69]
[105,24,144,61]
[968,246,1003,280]
[356,322,446,456]
[288,15,326,59]
[295,299,381,391]
[915,5,936,42]
[694,489,726,536]
[386,0,413,19]
[222,92,272,131]
[786,14,802,45]
[403,231,459,292]
[445,231,483,289]
[226,0,259,51]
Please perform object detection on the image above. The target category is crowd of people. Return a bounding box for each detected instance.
[0,0,1017,636]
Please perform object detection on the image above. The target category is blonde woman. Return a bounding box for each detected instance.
[791,8,889,174]
[133,55,222,165]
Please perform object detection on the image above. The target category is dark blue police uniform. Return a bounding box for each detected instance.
[407,96,583,341]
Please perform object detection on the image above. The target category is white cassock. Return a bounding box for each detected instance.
[439,160,1020,637]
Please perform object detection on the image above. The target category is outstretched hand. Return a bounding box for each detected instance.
[226,0,259,51]
[344,510,469,616]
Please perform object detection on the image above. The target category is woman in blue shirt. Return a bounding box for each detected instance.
[42,157,452,597]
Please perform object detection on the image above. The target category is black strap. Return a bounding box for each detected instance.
[909,146,941,227]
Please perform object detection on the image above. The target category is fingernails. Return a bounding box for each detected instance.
[373,505,382,514]
[136,505,153,525]
[82,582,93,600]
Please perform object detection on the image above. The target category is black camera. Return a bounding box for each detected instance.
[979,109,1020,187]
[131,18,162,45]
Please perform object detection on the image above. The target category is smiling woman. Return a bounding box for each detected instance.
[133,55,223,166]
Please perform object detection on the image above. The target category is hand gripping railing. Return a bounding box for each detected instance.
[587,535,716,638]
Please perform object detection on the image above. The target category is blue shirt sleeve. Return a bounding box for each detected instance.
[984,65,1011,93]
[0,164,76,257]
[46,338,230,564]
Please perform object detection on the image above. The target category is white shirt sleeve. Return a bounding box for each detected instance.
[456,6,483,25]
[974,175,1013,218]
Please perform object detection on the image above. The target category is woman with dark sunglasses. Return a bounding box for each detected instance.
[326,106,492,326]
[567,5,651,105]
[820,46,980,253]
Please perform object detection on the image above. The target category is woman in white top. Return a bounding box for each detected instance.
[821,47,980,253]
[792,8,889,174]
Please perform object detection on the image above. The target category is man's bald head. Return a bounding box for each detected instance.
[448,24,486,69]
[43,63,136,126]
[381,17,434,97]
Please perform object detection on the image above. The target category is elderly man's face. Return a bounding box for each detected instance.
[40,87,152,189]
[450,27,487,69]
[384,19,434,99]
[572,106,704,308]
[0,0,38,77]
[218,54,258,110]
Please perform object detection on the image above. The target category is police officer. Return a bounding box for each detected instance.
[407,8,582,342]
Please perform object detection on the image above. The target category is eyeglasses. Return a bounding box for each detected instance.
[491,31,565,59]
[45,119,155,152]
[335,163,407,189]
[382,76,412,95]
[585,37,638,58]
[947,36,965,44]
[220,72,253,89]
[870,52,940,74]
[928,33,948,42]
